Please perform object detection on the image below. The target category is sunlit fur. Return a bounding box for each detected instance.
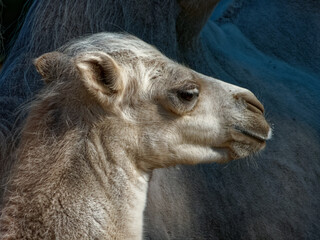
[0,33,270,239]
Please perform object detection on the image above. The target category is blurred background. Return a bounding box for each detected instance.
[0,0,32,68]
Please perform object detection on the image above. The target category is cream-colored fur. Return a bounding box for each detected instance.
[0,33,271,239]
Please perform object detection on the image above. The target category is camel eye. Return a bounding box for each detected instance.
[165,86,200,114]
[177,88,199,102]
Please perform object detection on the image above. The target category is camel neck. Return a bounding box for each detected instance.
[0,126,150,240]
[83,131,150,239]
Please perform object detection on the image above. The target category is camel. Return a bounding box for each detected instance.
[0,32,271,239]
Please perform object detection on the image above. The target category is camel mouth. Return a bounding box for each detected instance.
[222,126,272,161]
[234,126,272,143]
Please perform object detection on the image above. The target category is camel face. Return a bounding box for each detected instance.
[123,63,272,169]
[36,33,271,170]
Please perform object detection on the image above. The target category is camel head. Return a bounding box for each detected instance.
[34,33,271,171]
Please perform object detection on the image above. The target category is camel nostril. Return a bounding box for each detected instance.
[246,99,264,114]
[234,92,264,114]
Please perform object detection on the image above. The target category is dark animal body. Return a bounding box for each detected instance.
[0,0,319,239]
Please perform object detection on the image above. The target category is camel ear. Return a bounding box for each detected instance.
[75,51,123,100]
[34,51,65,84]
